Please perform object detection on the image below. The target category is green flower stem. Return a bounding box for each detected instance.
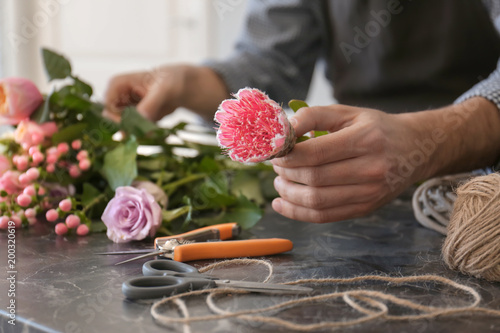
[81,193,106,214]
[162,173,207,196]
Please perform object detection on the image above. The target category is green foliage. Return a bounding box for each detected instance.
[33,47,277,235]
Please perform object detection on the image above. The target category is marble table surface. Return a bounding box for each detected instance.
[1,190,500,333]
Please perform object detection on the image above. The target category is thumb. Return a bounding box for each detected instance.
[136,83,170,122]
[289,105,358,137]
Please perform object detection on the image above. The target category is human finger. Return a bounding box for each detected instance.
[272,156,388,186]
[272,196,375,223]
[272,176,385,210]
[289,105,359,137]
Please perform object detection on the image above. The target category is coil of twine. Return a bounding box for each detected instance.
[442,173,500,282]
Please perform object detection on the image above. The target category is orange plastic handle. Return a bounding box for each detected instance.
[154,222,238,245]
[173,238,293,262]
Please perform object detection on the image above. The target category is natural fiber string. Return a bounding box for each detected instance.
[197,258,274,283]
[151,260,500,331]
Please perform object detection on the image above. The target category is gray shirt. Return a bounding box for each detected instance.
[207,0,500,113]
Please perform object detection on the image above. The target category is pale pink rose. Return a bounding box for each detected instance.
[0,171,22,195]
[132,180,168,207]
[14,119,58,148]
[0,77,43,125]
[0,155,11,174]
[214,88,295,163]
[101,186,162,243]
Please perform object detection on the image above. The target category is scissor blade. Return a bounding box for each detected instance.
[215,280,312,294]
[95,249,153,255]
[114,251,167,265]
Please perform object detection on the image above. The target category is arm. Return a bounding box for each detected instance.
[205,0,328,104]
[270,97,500,223]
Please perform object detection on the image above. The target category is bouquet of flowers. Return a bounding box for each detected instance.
[0,48,277,243]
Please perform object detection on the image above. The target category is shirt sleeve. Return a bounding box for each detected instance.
[455,2,500,110]
[204,0,328,104]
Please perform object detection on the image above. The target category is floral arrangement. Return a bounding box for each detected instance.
[0,49,277,242]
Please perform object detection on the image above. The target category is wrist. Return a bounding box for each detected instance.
[399,97,500,180]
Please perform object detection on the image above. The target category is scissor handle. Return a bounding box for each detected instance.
[142,260,206,279]
[122,276,217,299]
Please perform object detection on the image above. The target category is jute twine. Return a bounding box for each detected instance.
[151,259,500,331]
[443,173,500,282]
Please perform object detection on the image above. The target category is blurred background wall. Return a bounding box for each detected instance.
[0,0,334,109]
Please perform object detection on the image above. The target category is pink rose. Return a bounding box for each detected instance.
[101,186,162,243]
[14,119,58,148]
[0,155,11,174]
[0,77,43,125]
[0,171,22,195]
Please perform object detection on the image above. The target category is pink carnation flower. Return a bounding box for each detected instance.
[101,186,162,243]
[0,77,43,125]
[214,88,295,163]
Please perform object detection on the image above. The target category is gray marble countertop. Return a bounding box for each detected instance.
[1,192,500,333]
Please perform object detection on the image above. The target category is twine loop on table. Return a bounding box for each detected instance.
[150,259,500,331]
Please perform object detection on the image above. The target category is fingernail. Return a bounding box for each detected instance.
[272,198,282,213]
[289,117,298,128]
[274,176,282,189]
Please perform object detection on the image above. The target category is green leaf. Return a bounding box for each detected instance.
[102,138,138,190]
[90,221,107,233]
[230,170,264,206]
[42,48,72,81]
[62,94,92,112]
[72,76,93,97]
[288,99,309,113]
[30,93,52,123]
[81,183,101,207]
[197,156,220,173]
[226,196,263,229]
[120,106,159,137]
[51,122,88,144]
[162,206,191,222]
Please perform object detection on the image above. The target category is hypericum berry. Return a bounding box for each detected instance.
[69,165,81,178]
[18,173,31,185]
[24,208,36,218]
[11,215,22,228]
[23,185,36,196]
[79,159,91,171]
[59,198,72,212]
[26,167,40,180]
[0,216,9,229]
[38,187,46,195]
[15,155,29,171]
[71,140,82,150]
[76,224,89,236]
[214,88,296,163]
[55,223,68,235]
[46,164,56,173]
[27,217,37,225]
[17,193,32,207]
[76,150,88,161]
[28,146,39,156]
[46,209,59,222]
[46,153,58,164]
[65,214,80,228]
[32,151,44,165]
[57,142,69,154]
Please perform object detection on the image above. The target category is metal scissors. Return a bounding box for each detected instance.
[122,259,312,299]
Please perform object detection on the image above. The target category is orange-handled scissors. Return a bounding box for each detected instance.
[97,223,294,265]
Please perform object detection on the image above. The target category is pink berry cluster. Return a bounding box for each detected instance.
[45,198,89,236]
[0,120,92,236]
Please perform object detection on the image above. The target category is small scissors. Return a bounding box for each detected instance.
[122,259,312,299]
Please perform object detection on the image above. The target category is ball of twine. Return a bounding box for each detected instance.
[443,173,500,281]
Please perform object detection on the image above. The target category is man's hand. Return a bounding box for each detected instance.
[104,65,230,122]
[271,99,500,223]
